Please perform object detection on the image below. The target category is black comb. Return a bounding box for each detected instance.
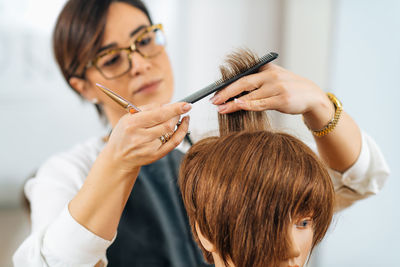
[179,52,278,104]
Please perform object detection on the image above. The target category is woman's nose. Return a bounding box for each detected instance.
[129,51,151,76]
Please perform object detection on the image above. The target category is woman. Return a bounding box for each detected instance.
[13,0,389,266]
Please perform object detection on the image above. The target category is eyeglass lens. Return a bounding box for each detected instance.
[96,28,166,79]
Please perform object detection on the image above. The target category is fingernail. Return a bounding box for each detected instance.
[210,95,220,104]
[217,105,227,113]
[185,115,190,122]
[182,103,192,112]
[234,98,245,105]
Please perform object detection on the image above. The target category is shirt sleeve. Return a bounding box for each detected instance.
[325,131,390,211]
[13,152,114,267]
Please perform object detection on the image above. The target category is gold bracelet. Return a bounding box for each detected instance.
[306,93,343,138]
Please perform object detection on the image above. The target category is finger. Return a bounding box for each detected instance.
[217,95,283,114]
[210,73,263,105]
[216,74,281,114]
[138,103,161,111]
[239,95,285,112]
[141,115,189,149]
[238,85,278,102]
[144,115,181,139]
[211,63,289,106]
[215,88,265,114]
[120,116,189,167]
[259,62,279,72]
[130,102,191,128]
[216,99,242,114]
[157,115,190,157]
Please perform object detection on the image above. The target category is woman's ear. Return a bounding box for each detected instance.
[69,77,97,102]
[195,222,216,253]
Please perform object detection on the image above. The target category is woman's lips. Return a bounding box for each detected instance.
[134,79,162,95]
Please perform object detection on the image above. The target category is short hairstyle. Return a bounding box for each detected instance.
[178,50,334,267]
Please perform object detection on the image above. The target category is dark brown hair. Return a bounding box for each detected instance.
[52,0,152,116]
[179,50,334,267]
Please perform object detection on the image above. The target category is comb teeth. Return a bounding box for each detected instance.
[215,78,225,85]
[217,52,277,84]
[258,53,275,63]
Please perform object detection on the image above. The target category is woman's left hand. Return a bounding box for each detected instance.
[211,62,363,173]
[210,63,333,128]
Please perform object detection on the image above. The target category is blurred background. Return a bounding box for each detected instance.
[0,0,399,266]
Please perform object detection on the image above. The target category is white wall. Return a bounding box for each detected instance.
[316,0,400,266]
[281,1,399,265]
[0,0,105,207]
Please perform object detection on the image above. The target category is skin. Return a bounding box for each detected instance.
[282,218,314,267]
[196,218,314,267]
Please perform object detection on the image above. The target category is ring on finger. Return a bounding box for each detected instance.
[159,133,171,144]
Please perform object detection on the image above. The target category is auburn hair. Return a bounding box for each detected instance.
[179,50,334,267]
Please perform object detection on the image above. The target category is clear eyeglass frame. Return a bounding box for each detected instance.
[86,24,165,80]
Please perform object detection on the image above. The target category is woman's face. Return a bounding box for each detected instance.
[84,2,174,126]
[280,218,314,267]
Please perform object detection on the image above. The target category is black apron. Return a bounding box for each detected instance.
[106,150,212,267]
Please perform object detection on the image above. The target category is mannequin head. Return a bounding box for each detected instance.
[179,50,334,267]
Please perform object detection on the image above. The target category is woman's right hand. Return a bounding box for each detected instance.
[102,102,191,176]
[68,102,190,241]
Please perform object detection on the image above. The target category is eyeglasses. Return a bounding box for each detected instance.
[87,24,166,80]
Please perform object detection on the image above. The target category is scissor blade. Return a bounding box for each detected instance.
[95,83,131,108]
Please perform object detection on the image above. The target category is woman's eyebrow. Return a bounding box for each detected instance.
[129,24,147,38]
[97,43,117,54]
[97,25,148,54]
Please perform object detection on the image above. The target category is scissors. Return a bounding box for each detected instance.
[95,83,141,114]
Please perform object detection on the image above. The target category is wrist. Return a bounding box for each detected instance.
[97,145,141,180]
[303,93,335,130]
[304,93,343,137]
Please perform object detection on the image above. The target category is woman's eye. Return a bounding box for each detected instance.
[138,37,152,47]
[103,54,121,67]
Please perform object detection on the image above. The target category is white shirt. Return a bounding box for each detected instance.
[13,132,390,267]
